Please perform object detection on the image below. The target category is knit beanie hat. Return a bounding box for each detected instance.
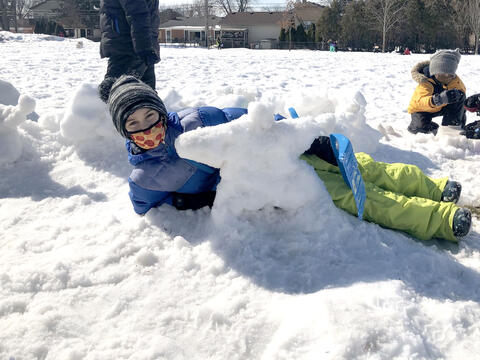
[429,49,461,76]
[100,75,168,138]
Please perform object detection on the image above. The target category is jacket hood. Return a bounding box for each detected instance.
[411,60,431,84]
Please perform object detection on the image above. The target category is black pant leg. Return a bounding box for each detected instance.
[104,55,154,90]
[303,136,338,166]
[104,55,134,79]
[440,100,466,127]
[408,112,440,134]
[141,64,156,90]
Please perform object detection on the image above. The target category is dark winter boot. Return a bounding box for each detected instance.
[452,208,472,238]
[441,180,462,203]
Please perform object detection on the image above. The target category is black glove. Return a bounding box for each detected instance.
[171,191,216,210]
[465,94,480,112]
[138,50,159,66]
[303,136,338,166]
[432,89,465,106]
[460,120,480,139]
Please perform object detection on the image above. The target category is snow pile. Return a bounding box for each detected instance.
[59,82,118,144]
[0,31,66,43]
[435,125,480,158]
[284,88,382,154]
[176,102,332,222]
[0,79,21,105]
[0,79,39,121]
[0,90,35,164]
[176,90,381,222]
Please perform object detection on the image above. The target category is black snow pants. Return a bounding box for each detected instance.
[104,55,156,90]
[408,99,466,135]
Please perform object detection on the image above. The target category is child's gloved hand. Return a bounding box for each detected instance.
[465,94,480,112]
[432,89,465,106]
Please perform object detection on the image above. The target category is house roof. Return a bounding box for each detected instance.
[293,1,325,22]
[220,12,284,27]
[160,16,221,28]
[30,0,61,12]
[294,1,325,9]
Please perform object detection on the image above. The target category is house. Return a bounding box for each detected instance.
[158,16,222,45]
[219,12,283,48]
[291,1,325,29]
[29,0,100,39]
[29,0,60,19]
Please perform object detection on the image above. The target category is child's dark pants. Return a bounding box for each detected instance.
[408,100,466,135]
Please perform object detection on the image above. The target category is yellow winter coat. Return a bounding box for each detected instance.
[407,60,466,114]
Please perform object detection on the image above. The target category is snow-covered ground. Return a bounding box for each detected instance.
[1,32,479,360]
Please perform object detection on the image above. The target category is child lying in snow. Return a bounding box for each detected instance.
[99,75,472,242]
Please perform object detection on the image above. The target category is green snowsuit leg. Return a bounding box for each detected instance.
[301,153,459,242]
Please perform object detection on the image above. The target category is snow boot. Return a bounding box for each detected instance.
[441,180,462,203]
[452,208,472,238]
[460,120,480,139]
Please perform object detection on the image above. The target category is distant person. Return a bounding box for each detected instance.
[98,0,160,92]
[98,75,472,242]
[403,47,411,55]
[329,41,337,52]
[407,49,466,135]
[216,36,223,50]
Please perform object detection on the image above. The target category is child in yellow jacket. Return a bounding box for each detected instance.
[407,49,466,135]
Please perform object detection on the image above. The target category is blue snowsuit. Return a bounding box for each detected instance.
[127,106,248,214]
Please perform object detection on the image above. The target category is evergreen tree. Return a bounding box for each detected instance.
[295,23,308,43]
[316,0,342,45]
[306,23,316,42]
[341,0,372,50]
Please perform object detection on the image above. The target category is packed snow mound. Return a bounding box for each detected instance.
[0,79,39,121]
[59,83,118,144]
[0,94,35,164]
[284,89,382,154]
[176,93,380,224]
[177,101,335,221]
[0,79,20,105]
[0,31,66,43]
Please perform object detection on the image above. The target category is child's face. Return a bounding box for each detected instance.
[125,108,160,133]
[435,73,455,85]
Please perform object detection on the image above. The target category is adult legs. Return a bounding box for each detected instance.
[105,55,155,89]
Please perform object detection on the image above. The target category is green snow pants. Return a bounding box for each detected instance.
[301,153,459,242]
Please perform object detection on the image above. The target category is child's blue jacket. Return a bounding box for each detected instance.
[126,106,248,214]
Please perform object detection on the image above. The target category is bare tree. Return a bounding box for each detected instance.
[212,0,252,15]
[1,0,9,30]
[281,0,295,50]
[459,0,480,54]
[15,0,32,19]
[367,0,406,52]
